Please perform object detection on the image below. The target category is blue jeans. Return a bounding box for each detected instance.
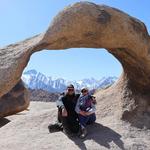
[78,113,96,128]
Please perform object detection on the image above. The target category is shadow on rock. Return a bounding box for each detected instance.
[70,122,125,150]
[0,118,10,128]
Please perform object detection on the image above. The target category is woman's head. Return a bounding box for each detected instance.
[81,88,89,96]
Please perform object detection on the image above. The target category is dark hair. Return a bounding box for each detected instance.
[67,84,74,89]
[81,88,88,93]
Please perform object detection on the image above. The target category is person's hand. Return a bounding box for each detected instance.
[84,112,93,116]
[79,111,86,116]
[62,108,68,117]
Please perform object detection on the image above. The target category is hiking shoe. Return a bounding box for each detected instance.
[48,123,63,133]
[79,128,87,139]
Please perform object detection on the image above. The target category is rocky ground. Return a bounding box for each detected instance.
[29,89,60,102]
[0,101,150,150]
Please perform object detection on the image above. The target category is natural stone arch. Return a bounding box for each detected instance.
[0,2,150,128]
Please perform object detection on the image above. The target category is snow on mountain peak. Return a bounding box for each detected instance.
[21,69,118,92]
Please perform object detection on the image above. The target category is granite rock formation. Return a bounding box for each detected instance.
[0,2,150,128]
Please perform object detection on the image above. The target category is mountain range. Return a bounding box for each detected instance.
[21,69,118,92]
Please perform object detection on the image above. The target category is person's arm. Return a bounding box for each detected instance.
[85,102,96,115]
[75,97,81,114]
[56,96,65,109]
[56,96,68,117]
[75,97,86,116]
[91,103,96,112]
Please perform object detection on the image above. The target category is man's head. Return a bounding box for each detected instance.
[81,88,89,96]
[66,84,75,95]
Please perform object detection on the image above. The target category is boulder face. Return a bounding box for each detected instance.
[0,80,29,117]
[0,2,150,128]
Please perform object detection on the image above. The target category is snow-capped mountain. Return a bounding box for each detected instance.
[21,69,118,92]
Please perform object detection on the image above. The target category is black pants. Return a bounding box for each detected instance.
[57,108,80,133]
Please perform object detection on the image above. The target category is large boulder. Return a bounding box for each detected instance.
[0,2,150,128]
[0,80,29,117]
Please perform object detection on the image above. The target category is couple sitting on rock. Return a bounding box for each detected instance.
[48,84,96,138]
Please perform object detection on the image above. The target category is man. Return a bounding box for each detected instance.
[48,84,80,136]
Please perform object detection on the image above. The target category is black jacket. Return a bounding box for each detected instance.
[61,94,80,119]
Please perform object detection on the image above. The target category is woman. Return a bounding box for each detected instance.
[75,88,96,138]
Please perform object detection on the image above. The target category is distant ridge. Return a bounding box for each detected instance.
[22,69,118,92]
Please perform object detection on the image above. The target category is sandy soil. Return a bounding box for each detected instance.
[0,102,150,150]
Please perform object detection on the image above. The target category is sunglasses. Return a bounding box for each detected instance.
[82,90,88,93]
[68,88,74,92]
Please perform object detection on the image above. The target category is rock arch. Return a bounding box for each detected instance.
[0,2,150,128]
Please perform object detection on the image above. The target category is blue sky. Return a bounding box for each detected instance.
[0,0,150,80]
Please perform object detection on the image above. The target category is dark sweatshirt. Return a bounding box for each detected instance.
[61,94,80,119]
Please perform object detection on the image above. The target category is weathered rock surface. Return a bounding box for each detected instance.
[0,80,29,117]
[0,2,150,128]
